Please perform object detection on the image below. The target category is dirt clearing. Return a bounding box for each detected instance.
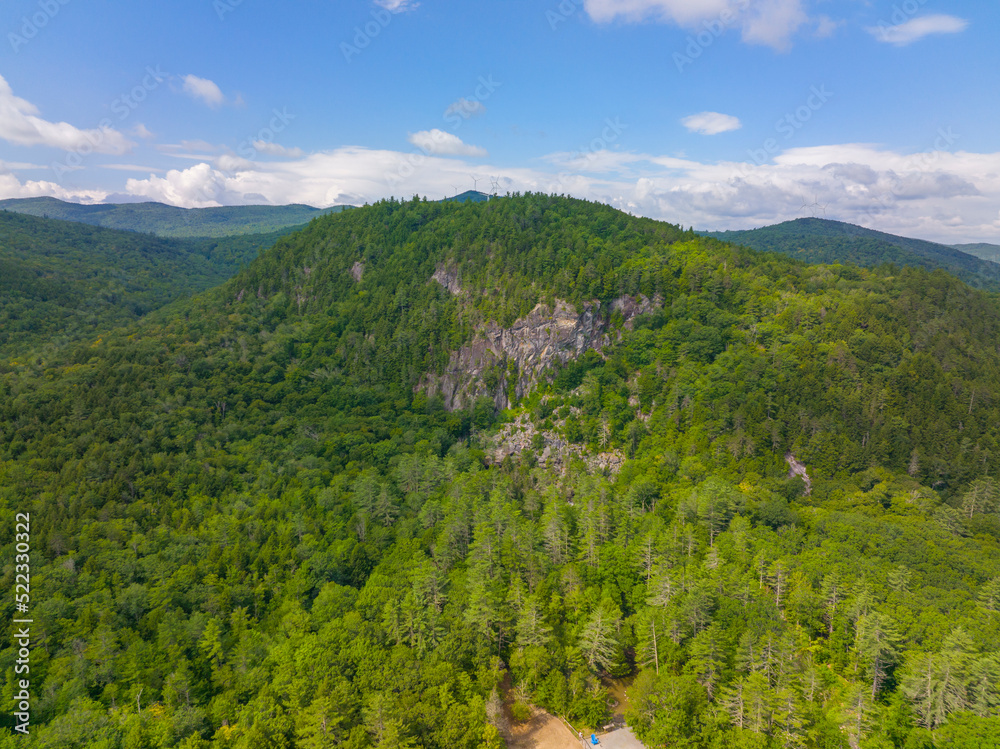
[505,707,584,749]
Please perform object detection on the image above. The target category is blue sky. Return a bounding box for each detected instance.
[1,0,998,241]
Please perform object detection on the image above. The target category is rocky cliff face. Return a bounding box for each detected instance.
[431,263,462,295]
[420,294,659,411]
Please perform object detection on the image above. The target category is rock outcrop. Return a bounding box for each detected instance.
[431,264,462,295]
[785,453,813,495]
[489,412,626,475]
[420,295,659,411]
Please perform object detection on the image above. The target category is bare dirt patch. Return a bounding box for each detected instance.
[505,707,583,749]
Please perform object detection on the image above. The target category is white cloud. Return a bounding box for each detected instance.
[682,112,742,135]
[180,140,220,153]
[408,129,487,157]
[5,135,997,243]
[0,159,48,171]
[546,150,645,173]
[115,138,1000,242]
[814,15,841,39]
[0,167,109,203]
[133,123,155,139]
[868,14,968,46]
[375,0,418,12]
[630,143,1000,242]
[100,164,166,173]
[181,75,227,108]
[583,0,807,50]
[126,163,229,208]
[214,154,258,173]
[740,0,807,51]
[444,98,486,120]
[252,141,305,158]
[584,0,731,26]
[0,74,131,154]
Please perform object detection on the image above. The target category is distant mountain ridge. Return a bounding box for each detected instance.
[952,242,1000,264]
[440,190,492,203]
[0,196,352,238]
[703,217,1000,291]
[0,210,297,352]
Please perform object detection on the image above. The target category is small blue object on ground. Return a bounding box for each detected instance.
[591,735,599,745]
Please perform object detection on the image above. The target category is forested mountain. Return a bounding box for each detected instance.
[2,195,1000,749]
[441,191,491,203]
[952,242,1000,265]
[704,217,1000,291]
[0,198,351,239]
[0,211,289,353]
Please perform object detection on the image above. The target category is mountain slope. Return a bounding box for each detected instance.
[953,242,1000,264]
[0,211,289,353]
[704,217,1000,290]
[0,196,352,238]
[2,195,1000,748]
[441,190,491,203]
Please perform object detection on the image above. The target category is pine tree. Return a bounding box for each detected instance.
[515,595,552,649]
[855,612,902,698]
[579,604,620,672]
[978,577,1000,615]
[962,477,1000,519]
[686,624,726,698]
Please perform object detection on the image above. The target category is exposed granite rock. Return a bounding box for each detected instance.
[420,295,659,411]
[431,264,462,295]
[489,411,625,475]
[350,262,364,282]
[785,453,812,495]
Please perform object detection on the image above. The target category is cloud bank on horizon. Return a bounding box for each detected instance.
[5,135,993,245]
[0,0,995,243]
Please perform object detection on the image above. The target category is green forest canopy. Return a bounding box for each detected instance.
[1,194,999,749]
[0,210,303,354]
[704,217,1000,292]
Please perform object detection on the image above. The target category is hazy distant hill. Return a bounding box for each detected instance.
[440,190,491,203]
[0,196,352,238]
[704,217,1000,290]
[952,242,1000,264]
